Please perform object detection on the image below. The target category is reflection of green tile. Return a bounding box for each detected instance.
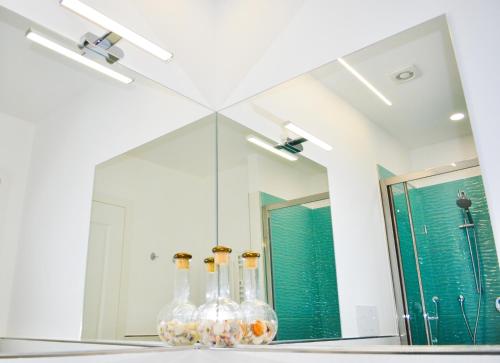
[393,175,500,345]
[263,192,341,341]
[377,164,395,180]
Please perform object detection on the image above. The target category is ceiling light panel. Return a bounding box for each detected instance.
[338,57,392,106]
[246,135,298,161]
[284,122,332,151]
[26,30,133,84]
[60,0,173,61]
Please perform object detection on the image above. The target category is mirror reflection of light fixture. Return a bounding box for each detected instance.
[60,0,173,61]
[284,122,332,151]
[449,112,465,121]
[246,135,298,161]
[26,30,133,84]
[337,57,392,106]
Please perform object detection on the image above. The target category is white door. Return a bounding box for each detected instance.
[82,201,126,340]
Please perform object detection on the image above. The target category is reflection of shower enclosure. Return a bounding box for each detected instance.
[261,192,341,341]
[380,158,500,345]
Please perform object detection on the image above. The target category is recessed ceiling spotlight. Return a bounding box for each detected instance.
[60,0,173,61]
[450,112,465,121]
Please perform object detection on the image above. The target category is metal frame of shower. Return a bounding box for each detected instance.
[379,157,480,346]
[261,192,330,308]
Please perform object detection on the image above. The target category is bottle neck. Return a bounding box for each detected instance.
[173,267,190,302]
[243,266,259,301]
[217,263,231,298]
[205,271,217,301]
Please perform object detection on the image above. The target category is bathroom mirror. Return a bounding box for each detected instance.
[217,115,338,341]
[218,15,500,345]
[0,4,215,344]
[83,115,217,341]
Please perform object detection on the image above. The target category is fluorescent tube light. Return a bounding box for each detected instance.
[337,57,392,106]
[284,122,332,151]
[26,30,133,84]
[60,0,172,61]
[246,135,298,161]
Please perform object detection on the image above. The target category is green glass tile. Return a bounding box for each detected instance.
[396,175,500,345]
[262,192,341,341]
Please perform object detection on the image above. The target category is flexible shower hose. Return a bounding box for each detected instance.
[471,228,482,344]
[459,226,482,344]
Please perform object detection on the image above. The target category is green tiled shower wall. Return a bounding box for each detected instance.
[261,192,341,341]
[379,166,500,344]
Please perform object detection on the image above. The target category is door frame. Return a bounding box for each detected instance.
[261,192,330,309]
[81,197,133,340]
[379,157,480,345]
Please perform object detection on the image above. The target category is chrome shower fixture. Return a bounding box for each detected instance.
[276,137,307,154]
[456,191,482,345]
[456,190,472,210]
[79,32,124,64]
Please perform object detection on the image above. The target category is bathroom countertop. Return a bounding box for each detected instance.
[1,337,499,359]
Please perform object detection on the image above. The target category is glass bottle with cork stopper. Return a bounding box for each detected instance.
[197,246,242,347]
[194,256,216,322]
[157,252,198,345]
[240,251,278,344]
[202,256,216,303]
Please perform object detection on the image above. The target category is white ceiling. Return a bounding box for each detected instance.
[310,16,471,149]
[0,3,473,151]
[0,7,94,123]
[0,0,305,109]
[0,6,144,123]
[124,115,216,179]
[113,114,326,180]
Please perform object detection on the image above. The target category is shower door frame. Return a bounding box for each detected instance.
[379,157,480,345]
[261,192,330,309]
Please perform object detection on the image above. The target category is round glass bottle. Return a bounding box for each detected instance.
[197,246,242,347]
[194,256,216,325]
[157,252,198,345]
[240,251,278,344]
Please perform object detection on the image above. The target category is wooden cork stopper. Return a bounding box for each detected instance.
[204,256,215,273]
[242,251,260,269]
[173,252,192,270]
[212,246,232,265]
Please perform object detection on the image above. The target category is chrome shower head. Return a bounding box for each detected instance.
[456,191,472,210]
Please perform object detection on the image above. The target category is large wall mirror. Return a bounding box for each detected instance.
[2,1,498,349]
[217,15,499,345]
[0,4,214,344]
[83,115,217,341]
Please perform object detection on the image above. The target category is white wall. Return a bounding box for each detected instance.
[2,1,500,260]
[7,78,212,339]
[92,155,213,337]
[0,112,35,336]
[220,75,412,338]
[219,0,500,262]
[3,0,500,342]
[410,135,477,171]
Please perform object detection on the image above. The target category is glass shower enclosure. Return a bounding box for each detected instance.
[380,158,500,345]
[261,192,341,341]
